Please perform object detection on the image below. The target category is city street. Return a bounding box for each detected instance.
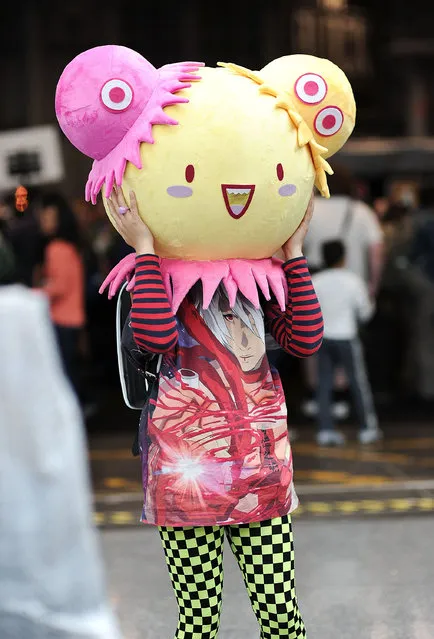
[89,397,434,638]
[101,516,434,639]
[3,2,434,639]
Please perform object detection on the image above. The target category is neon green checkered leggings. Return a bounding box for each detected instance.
[158,514,306,639]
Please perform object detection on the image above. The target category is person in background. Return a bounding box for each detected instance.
[405,187,434,401]
[301,165,384,420]
[312,240,382,446]
[373,196,390,222]
[73,197,125,386]
[305,165,384,292]
[0,285,120,639]
[36,193,86,398]
[1,191,44,287]
[367,204,412,401]
[0,197,16,285]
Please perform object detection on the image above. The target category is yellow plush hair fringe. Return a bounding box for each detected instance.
[218,62,333,198]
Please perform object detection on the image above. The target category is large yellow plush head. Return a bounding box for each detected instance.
[56,46,356,261]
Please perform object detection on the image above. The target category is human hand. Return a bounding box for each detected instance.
[107,186,155,255]
[281,191,314,261]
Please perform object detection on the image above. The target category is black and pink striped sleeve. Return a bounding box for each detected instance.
[265,257,323,357]
[130,254,178,354]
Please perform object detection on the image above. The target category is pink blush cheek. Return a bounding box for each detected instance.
[278,184,297,197]
[167,186,193,198]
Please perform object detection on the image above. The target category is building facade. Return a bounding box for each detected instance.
[1,0,434,195]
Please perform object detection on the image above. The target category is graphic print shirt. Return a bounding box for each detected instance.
[128,254,323,527]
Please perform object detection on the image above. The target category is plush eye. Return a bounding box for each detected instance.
[295,73,327,105]
[276,163,284,181]
[185,164,195,183]
[100,79,133,112]
[223,313,234,322]
[314,106,344,137]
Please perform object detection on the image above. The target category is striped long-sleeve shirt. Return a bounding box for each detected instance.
[128,253,323,528]
[130,254,178,353]
[266,257,323,357]
[130,254,323,357]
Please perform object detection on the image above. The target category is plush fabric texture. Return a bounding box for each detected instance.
[55,46,356,262]
[100,255,288,313]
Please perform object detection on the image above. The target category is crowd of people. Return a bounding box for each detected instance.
[268,165,434,437]
[0,165,433,433]
[0,189,133,417]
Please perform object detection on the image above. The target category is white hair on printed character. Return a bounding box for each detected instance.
[192,284,265,352]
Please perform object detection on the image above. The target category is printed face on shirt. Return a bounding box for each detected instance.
[219,297,265,372]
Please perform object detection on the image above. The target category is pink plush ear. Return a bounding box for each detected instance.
[55,45,204,204]
[55,46,159,162]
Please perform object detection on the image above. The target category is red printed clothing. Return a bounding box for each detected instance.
[131,255,323,527]
[41,240,85,328]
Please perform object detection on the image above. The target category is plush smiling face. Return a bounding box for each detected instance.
[56,46,356,262]
[113,67,314,260]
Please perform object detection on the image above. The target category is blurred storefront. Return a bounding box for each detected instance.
[2,0,434,198]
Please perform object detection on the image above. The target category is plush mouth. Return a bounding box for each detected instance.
[221,184,256,219]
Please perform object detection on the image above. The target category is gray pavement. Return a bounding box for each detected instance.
[101,516,434,639]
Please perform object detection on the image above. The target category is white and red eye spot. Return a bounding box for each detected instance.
[100,79,133,112]
[276,163,284,181]
[223,313,235,323]
[185,164,195,183]
[314,106,344,137]
[295,73,327,105]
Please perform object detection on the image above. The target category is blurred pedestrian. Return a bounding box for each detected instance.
[1,191,43,287]
[0,285,121,639]
[301,165,384,419]
[366,204,412,401]
[36,193,86,397]
[0,198,16,285]
[405,188,434,400]
[305,165,384,294]
[312,240,382,446]
[373,196,390,221]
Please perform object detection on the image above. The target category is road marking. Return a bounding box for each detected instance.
[335,501,360,514]
[305,502,333,514]
[387,438,434,450]
[110,511,136,525]
[417,498,434,510]
[93,512,105,526]
[103,477,142,491]
[93,477,434,504]
[295,470,351,483]
[388,498,414,511]
[359,500,385,513]
[90,449,133,461]
[293,443,410,465]
[296,478,434,495]
[93,496,434,527]
[90,442,431,466]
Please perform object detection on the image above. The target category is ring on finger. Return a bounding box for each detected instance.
[118,206,129,215]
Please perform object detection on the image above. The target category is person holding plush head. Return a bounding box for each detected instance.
[56,45,356,638]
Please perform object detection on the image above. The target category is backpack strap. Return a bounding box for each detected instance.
[116,280,162,410]
[116,281,139,410]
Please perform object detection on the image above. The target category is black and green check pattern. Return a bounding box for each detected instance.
[159,515,306,638]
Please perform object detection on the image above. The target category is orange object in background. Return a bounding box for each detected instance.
[15,186,28,212]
